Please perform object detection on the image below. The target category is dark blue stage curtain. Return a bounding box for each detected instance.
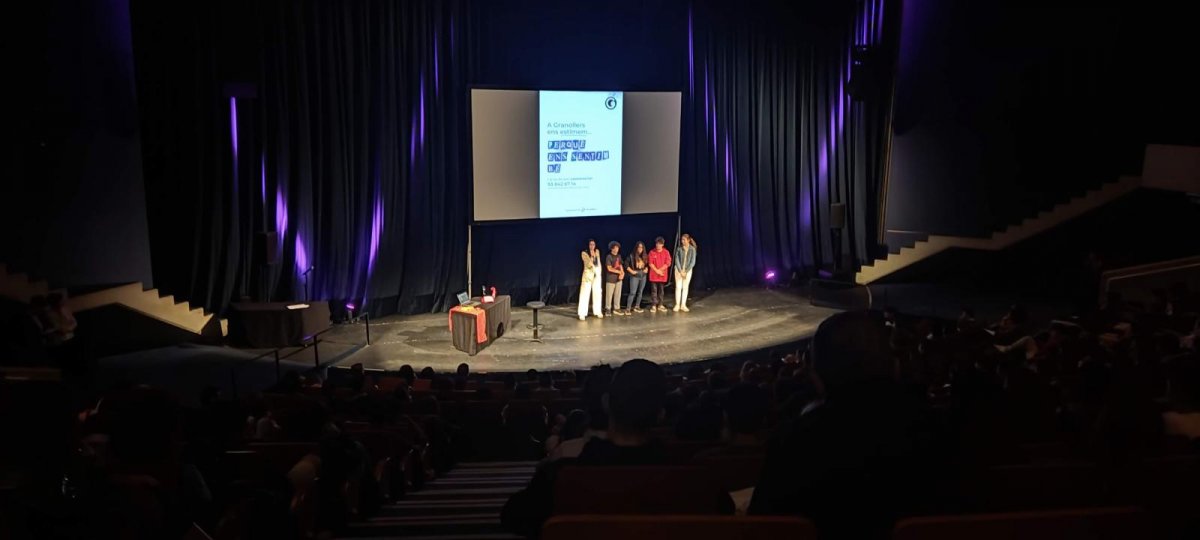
[131,0,472,316]
[681,0,896,286]
[130,0,895,317]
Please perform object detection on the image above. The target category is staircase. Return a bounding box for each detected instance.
[857,175,1143,285]
[0,265,224,336]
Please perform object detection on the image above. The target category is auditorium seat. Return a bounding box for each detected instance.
[892,507,1148,540]
[1117,455,1200,537]
[245,442,320,477]
[554,466,731,515]
[350,429,419,499]
[970,462,1111,511]
[548,398,585,416]
[542,515,816,540]
[691,454,765,491]
[222,449,268,485]
[663,440,723,462]
[375,375,407,394]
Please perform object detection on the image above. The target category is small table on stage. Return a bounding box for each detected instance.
[228,301,331,348]
[449,296,511,355]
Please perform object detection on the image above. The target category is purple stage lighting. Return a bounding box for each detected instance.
[345,302,356,311]
[765,270,777,281]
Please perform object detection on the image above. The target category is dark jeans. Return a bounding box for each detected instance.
[626,274,647,310]
[650,282,666,307]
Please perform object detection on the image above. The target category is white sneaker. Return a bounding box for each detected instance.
[596,313,604,319]
[579,315,586,321]
[672,305,680,312]
[681,305,690,312]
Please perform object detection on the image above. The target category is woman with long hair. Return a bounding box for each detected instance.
[577,239,604,320]
[673,233,697,312]
[625,241,649,313]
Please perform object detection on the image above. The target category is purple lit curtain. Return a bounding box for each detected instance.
[131,0,894,316]
[132,0,472,315]
[682,0,896,285]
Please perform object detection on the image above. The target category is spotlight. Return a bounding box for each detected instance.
[336,300,361,323]
[764,270,777,281]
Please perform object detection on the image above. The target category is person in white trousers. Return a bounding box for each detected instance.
[578,239,604,320]
[673,233,697,312]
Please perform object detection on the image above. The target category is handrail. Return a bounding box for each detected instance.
[228,313,370,398]
[1100,255,1200,307]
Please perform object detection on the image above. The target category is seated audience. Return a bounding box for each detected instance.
[544,409,590,457]
[750,311,942,538]
[1161,354,1200,441]
[547,409,609,461]
[501,359,669,537]
[695,383,769,459]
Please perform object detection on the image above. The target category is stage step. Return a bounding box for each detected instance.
[68,283,222,336]
[857,175,1142,285]
[0,266,224,336]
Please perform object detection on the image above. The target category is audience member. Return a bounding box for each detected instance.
[750,311,942,538]
[695,383,769,458]
[455,362,470,390]
[1161,354,1200,441]
[501,359,670,537]
[44,292,78,346]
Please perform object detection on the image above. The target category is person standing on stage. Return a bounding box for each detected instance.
[578,239,604,320]
[648,236,672,312]
[625,241,649,313]
[674,233,697,312]
[603,241,626,316]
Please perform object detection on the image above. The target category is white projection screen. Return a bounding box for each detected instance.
[470,89,681,222]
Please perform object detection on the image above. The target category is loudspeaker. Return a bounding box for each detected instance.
[830,203,846,230]
[846,45,880,101]
[254,231,279,265]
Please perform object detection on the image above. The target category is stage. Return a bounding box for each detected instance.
[331,287,840,372]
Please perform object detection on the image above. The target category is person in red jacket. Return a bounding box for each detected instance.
[647,236,672,312]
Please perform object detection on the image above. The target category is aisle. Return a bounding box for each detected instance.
[339,461,535,540]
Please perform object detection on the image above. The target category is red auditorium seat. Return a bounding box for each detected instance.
[351,429,419,498]
[542,515,816,540]
[691,454,765,491]
[971,462,1110,511]
[892,507,1148,540]
[222,449,267,485]
[663,440,723,462]
[245,442,320,477]
[1121,455,1200,537]
[411,378,432,391]
[553,466,730,515]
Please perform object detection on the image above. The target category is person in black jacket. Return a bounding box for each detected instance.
[501,359,669,537]
[749,311,944,538]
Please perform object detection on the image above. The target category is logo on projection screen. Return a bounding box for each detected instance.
[605,95,618,110]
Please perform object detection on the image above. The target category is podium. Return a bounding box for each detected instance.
[449,295,511,355]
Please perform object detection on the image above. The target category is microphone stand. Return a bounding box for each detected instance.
[302,266,315,303]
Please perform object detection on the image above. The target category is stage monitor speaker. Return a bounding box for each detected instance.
[830,203,846,230]
[254,231,279,265]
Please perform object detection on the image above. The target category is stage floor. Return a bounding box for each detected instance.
[333,287,840,372]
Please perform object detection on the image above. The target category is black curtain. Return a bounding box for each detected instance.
[131,0,472,316]
[681,0,895,286]
[131,0,894,318]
